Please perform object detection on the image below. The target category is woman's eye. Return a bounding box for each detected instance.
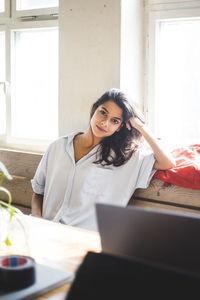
[100,110,106,115]
[112,119,119,124]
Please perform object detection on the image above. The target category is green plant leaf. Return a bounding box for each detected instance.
[9,207,15,220]
[0,187,12,205]
[0,162,12,181]
[0,160,29,250]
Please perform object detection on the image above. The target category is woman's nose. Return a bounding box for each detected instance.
[101,119,109,127]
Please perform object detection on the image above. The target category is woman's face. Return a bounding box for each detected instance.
[90,100,123,139]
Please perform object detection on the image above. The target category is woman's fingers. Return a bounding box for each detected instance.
[126,121,131,131]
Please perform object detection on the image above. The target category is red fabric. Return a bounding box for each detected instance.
[154,144,200,189]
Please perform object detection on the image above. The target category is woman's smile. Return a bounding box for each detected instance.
[96,125,107,133]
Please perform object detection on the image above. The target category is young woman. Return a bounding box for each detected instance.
[31,88,175,231]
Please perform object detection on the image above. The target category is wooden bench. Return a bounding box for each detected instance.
[129,177,200,214]
[0,148,42,214]
[1,148,200,216]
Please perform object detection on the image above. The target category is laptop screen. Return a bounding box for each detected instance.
[96,203,200,274]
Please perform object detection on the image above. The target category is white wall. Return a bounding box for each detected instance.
[59,0,144,135]
[120,0,144,107]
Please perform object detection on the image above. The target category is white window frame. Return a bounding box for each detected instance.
[145,0,200,132]
[0,0,10,18]
[11,0,58,18]
[0,1,58,153]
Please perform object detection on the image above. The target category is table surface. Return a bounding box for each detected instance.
[0,215,101,300]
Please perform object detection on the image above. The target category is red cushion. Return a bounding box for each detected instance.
[154,144,200,189]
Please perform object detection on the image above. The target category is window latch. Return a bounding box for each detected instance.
[0,81,9,94]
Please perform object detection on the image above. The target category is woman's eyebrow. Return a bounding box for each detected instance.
[101,106,122,121]
[101,106,109,113]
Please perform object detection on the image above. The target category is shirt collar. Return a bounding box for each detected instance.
[64,131,100,163]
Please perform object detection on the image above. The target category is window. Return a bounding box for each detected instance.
[0,1,58,152]
[0,30,6,135]
[16,0,58,10]
[0,1,4,13]
[146,1,200,149]
[11,26,58,141]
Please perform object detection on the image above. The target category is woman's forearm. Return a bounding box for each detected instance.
[128,117,176,170]
[31,192,43,217]
[139,125,176,170]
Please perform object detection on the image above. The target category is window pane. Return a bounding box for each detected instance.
[16,0,58,10]
[155,19,200,148]
[11,28,58,140]
[0,0,5,13]
[0,31,6,135]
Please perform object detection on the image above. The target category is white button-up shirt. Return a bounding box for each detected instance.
[31,132,156,231]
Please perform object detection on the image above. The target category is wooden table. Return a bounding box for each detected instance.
[0,215,101,299]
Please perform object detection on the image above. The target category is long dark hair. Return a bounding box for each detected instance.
[90,88,145,167]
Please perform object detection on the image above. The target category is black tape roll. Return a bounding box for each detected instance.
[0,255,36,290]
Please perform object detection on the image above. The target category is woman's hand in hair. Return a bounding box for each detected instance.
[126,117,145,132]
[127,117,176,170]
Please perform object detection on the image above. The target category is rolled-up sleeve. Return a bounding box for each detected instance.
[31,149,49,195]
[135,150,156,189]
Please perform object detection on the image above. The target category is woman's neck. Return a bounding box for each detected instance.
[73,128,102,163]
[81,127,102,148]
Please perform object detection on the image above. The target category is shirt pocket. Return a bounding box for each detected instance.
[81,165,113,202]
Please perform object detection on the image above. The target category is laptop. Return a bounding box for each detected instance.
[95,203,200,275]
[66,250,200,299]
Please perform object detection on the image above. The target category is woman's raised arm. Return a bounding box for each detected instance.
[127,117,176,170]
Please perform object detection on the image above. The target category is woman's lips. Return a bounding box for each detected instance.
[96,125,107,132]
